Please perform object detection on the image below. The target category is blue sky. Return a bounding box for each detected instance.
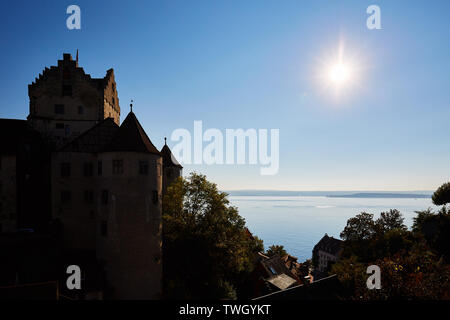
[0,0,449,191]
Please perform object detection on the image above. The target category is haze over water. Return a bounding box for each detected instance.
[229,193,436,262]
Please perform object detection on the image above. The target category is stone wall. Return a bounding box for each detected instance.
[51,150,163,299]
[28,54,120,147]
[96,151,162,299]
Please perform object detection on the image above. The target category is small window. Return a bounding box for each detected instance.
[269,266,277,275]
[62,85,72,97]
[55,104,65,114]
[61,163,71,177]
[84,190,94,204]
[98,161,103,176]
[101,220,107,237]
[112,159,123,174]
[139,161,148,175]
[61,190,71,204]
[78,106,84,114]
[101,190,108,205]
[83,162,93,177]
[112,97,115,105]
[152,190,158,205]
[55,123,64,129]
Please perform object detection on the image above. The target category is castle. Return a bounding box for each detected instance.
[0,53,182,299]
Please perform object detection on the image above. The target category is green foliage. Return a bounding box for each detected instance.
[162,172,263,299]
[334,246,450,300]
[334,200,450,299]
[375,209,407,234]
[432,182,450,206]
[266,245,287,257]
[412,206,450,262]
[340,212,376,241]
[412,208,435,233]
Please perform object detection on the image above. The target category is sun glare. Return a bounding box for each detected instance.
[315,39,364,99]
[328,62,352,85]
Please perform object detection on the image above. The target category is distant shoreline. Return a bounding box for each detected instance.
[326,193,430,199]
[226,190,432,198]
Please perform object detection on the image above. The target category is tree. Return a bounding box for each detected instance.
[432,182,450,206]
[162,172,263,299]
[412,207,450,262]
[375,209,407,234]
[266,245,287,257]
[412,208,435,233]
[340,212,376,241]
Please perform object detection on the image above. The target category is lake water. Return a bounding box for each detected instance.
[228,195,436,262]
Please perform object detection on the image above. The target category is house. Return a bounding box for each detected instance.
[312,234,344,273]
[249,252,302,298]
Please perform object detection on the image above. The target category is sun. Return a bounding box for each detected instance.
[314,39,364,99]
[328,62,352,86]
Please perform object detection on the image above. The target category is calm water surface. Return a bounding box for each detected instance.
[229,196,436,262]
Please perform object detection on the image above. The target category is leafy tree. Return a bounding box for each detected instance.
[432,182,450,206]
[162,172,263,299]
[412,208,435,233]
[412,207,450,262]
[333,245,450,300]
[375,209,407,234]
[266,245,287,257]
[334,204,450,299]
[340,212,376,241]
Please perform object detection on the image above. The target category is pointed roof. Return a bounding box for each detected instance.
[313,234,343,256]
[161,140,183,168]
[59,118,119,153]
[104,111,161,155]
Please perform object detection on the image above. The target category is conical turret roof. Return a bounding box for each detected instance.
[161,139,182,168]
[105,111,160,155]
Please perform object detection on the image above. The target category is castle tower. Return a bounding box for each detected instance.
[51,109,164,298]
[96,110,163,299]
[28,53,120,147]
[160,138,183,195]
